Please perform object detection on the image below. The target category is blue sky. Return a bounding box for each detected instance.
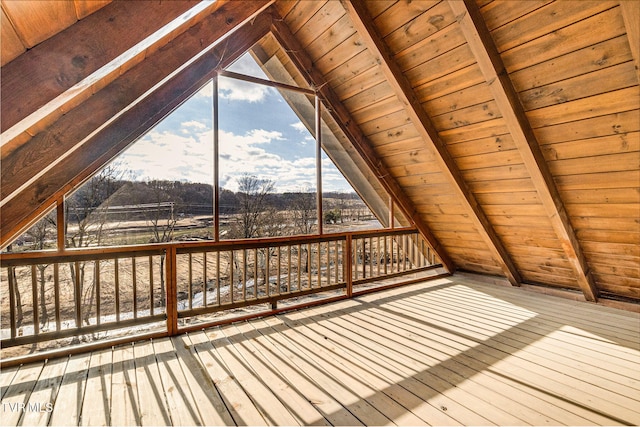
[117,53,352,193]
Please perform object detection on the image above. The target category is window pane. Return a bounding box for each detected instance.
[322,149,382,233]
[218,75,318,239]
[65,80,214,247]
[2,206,57,253]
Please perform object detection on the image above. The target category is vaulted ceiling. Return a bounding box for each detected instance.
[2,0,639,304]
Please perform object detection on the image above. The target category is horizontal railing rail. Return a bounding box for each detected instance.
[1,227,442,362]
[1,245,170,349]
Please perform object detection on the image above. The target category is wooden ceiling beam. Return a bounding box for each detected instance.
[268,7,456,274]
[448,0,599,301]
[0,3,273,248]
[1,0,203,134]
[343,0,521,286]
[619,0,640,84]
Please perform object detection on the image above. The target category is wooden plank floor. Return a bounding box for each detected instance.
[2,273,639,426]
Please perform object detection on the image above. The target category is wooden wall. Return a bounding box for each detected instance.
[486,1,640,298]
[274,0,639,300]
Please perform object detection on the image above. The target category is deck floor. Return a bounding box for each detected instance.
[1,274,639,426]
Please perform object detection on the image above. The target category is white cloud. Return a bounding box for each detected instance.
[182,120,207,130]
[119,129,214,184]
[291,121,307,133]
[219,77,271,103]
[226,53,269,78]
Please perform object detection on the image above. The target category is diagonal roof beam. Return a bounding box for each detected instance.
[1,1,210,137]
[619,0,640,84]
[343,0,522,286]
[448,0,599,301]
[0,6,273,248]
[268,7,456,274]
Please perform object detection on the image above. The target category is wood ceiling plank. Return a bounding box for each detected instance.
[468,173,534,190]
[334,65,386,100]
[533,110,640,144]
[0,7,25,66]
[619,0,640,84]
[475,191,540,206]
[567,217,640,233]
[519,62,638,111]
[1,0,77,48]
[371,137,432,157]
[560,188,640,205]
[510,35,633,93]
[582,242,639,259]
[404,44,475,89]
[368,122,422,146]
[501,7,627,73]
[479,0,553,31]
[390,161,452,178]
[565,204,640,219]
[268,6,456,274]
[548,152,640,176]
[394,22,467,70]
[555,170,640,191]
[324,50,379,88]
[431,100,503,131]
[447,134,516,158]
[462,167,532,185]
[491,1,618,53]
[366,0,397,20]
[373,0,439,38]
[314,31,367,75]
[425,82,493,117]
[283,0,325,35]
[455,150,524,172]
[74,0,111,19]
[383,1,455,54]
[579,229,640,245]
[449,0,600,301]
[359,109,411,136]
[1,1,201,133]
[521,272,580,290]
[294,1,345,49]
[526,87,639,129]
[414,65,485,103]
[344,0,521,286]
[0,2,274,247]
[274,0,297,20]
[305,13,355,64]
[351,95,404,124]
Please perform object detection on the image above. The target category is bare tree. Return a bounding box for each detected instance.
[231,174,275,239]
[290,188,317,235]
[5,245,23,329]
[65,164,125,328]
[146,180,179,307]
[24,212,57,330]
[225,175,276,293]
[290,188,317,275]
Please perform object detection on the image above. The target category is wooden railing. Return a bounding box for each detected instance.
[1,228,441,362]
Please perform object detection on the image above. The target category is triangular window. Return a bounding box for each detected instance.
[48,35,404,248]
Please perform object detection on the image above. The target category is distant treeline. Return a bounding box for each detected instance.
[68,179,363,220]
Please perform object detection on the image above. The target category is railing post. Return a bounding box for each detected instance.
[346,235,353,298]
[166,246,178,335]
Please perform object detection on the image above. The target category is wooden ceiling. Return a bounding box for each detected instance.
[1,0,639,305]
